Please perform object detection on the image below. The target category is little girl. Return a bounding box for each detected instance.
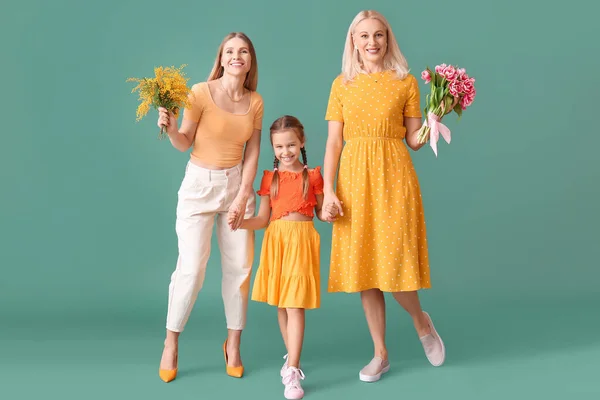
[228,115,337,399]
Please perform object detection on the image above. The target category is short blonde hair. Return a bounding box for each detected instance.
[341,10,409,83]
[207,32,258,91]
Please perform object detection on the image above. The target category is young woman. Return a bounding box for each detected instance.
[156,32,264,382]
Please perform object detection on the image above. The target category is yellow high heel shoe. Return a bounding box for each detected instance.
[223,340,244,378]
[159,348,178,383]
[159,368,177,383]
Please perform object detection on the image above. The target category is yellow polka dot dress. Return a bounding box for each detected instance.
[325,70,431,293]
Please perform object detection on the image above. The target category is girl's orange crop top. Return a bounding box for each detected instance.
[257,167,324,221]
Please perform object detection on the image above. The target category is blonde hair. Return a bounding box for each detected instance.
[341,10,409,83]
[269,116,309,200]
[207,32,258,91]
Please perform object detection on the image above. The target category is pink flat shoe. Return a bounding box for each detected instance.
[359,356,390,382]
[419,311,445,366]
[282,366,305,399]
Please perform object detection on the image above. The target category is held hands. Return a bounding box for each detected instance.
[227,209,240,230]
[322,203,339,222]
[322,192,343,223]
[227,194,248,231]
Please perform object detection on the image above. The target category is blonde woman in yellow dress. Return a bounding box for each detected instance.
[322,10,453,382]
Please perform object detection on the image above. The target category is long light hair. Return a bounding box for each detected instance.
[341,10,409,83]
[207,32,258,91]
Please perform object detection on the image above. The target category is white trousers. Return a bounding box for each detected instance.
[166,161,256,332]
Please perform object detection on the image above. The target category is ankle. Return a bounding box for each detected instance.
[226,341,240,353]
[374,348,388,361]
[414,312,431,336]
[163,341,178,350]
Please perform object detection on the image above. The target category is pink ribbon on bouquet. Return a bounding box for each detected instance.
[424,112,451,157]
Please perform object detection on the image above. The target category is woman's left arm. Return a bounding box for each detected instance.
[405,93,459,151]
[239,128,261,197]
[404,117,425,151]
[229,128,261,229]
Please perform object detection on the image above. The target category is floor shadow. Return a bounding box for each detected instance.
[304,295,600,371]
[175,364,220,379]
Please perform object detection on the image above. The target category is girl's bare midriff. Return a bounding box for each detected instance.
[280,212,312,222]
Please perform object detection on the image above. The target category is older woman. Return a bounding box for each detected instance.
[156,32,264,382]
[322,10,449,382]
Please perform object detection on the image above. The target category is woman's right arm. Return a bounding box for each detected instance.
[322,120,344,218]
[157,107,197,152]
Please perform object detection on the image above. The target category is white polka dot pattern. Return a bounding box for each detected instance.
[324,71,431,293]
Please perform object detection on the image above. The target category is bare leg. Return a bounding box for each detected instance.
[278,308,289,353]
[392,290,431,337]
[285,308,305,368]
[361,289,388,360]
[160,329,180,370]
[393,290,445,366]
[225,329,243,367]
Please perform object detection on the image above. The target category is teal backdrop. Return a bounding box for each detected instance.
[1,0,598,398]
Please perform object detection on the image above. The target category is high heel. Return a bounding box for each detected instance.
[159,368,178,383]
[159,347,178,383]
[223,340,244,378]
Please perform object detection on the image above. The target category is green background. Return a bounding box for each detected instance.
[1,0,598,398]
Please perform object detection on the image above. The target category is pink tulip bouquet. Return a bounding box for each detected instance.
[415,63,477,156]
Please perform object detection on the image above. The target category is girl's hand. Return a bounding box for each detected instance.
[157,107,178,135]
[321,203,338,222]
[228,195,247,231]
[227,209,239,230]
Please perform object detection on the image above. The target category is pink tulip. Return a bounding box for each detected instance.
[421,69,431,84]
[462,79,475,96]
[443,65,458,81]
[448,80,461,96]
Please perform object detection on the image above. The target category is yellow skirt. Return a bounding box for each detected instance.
[251,220,321,309]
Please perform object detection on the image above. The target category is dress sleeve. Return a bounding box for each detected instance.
[325,77,344,122]
[403,74,422,118]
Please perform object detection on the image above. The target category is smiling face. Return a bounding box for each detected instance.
[220,37,252,77]
[353,17,387,66]
[272,129,304,169]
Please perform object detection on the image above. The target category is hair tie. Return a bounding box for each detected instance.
[303,165,308,169]
[273,167,278,171]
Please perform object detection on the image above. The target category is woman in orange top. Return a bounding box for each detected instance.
[156,32,264,382]
[229,115,337,400]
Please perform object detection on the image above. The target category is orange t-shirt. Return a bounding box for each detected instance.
[183,82,264,168]
[257,167,324,221]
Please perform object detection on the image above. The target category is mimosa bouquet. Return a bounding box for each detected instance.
[127,64,192,139]
[415,63,477,156]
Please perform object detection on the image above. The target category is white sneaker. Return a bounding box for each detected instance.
[282,366,305,399]
[359,356,390,382]
[419,311,445,366]
[280,354,289,377]
[281,353,301,377]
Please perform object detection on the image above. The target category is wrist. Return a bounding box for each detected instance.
[237,186,253,200]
